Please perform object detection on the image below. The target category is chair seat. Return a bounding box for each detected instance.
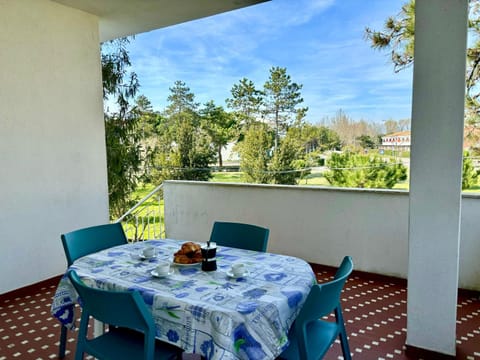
[280,320,340,360]
[85,327,181,360]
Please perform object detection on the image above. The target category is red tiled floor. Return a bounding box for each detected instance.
[0,265,479,360]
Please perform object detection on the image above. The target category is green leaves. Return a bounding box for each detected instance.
[102,38,143,219]
[263,67,306,152]
[324,152,407,189]
[238,124,273,184]
[462,151,479,189]
[150,82,215,183]
[200,101,238,167]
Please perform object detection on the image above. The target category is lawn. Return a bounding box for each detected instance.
[131,169,480,204]
[126,170,477,238]
[209,170,410,189]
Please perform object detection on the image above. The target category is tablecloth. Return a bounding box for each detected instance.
[51,239,315,360]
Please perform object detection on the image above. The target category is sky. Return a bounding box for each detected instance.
[126,0,413,124]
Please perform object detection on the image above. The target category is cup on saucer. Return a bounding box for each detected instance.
[155,261,171,276]
[143,246,155,258]
[231,262,246,277]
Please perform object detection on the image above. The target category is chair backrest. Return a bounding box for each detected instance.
[68,269,153,334]
[295,256,353,328]
[61,222,128,266]
[209,221,269,252]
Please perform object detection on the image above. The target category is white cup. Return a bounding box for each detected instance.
[143,246,155,258]
[231,263,246,277]
[156,261,171,276]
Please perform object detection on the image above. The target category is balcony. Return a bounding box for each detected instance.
[0,0,476,358]
[2,181,478,359]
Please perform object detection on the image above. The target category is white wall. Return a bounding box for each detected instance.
[164,181,480,290]
[0,0,108,293]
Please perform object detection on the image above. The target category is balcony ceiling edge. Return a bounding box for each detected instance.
[51,0,269,42]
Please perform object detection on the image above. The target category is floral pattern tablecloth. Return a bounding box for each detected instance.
[51,239,316,360]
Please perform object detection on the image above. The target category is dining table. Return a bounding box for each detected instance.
[51,238,316,360]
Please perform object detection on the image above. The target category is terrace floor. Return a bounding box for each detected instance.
[0,264,479,360]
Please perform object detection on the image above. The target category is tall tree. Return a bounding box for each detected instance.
[383,119,401,134]
[269,127,309,185]
[328,110,378,149]
[237,123,273,184]
[226,78,263,129]
[200,101,238,167]
[152,81,214,182]
[102,38,143,219]
[263,67,307,152]
[166,80,199,115]
[135,94,162,182]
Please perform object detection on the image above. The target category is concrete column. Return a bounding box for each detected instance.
[407,0,468,356]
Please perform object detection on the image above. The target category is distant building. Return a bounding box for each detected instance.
[381,127,480,152]
[380,131,411,152]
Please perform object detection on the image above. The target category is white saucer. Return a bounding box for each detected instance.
[151,269,174,278]
[226,270,249,279]
[139,253,156,260]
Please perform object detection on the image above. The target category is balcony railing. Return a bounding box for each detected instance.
[116,183,165,241]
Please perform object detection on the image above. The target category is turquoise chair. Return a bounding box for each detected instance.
[61,222,128,267]
[280,256,353,360]
[209,221,269,252]
[67,270,182,360]
[59,222,128,358]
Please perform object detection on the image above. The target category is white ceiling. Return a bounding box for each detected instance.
[52,0,268,42]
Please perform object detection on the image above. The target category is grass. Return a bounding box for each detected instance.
[131,170,480,205]
[210,172,244,183]
[209,170,410,189]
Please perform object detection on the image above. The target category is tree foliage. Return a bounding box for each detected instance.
[200,101,238,167]
[463,151,479,189]
[237,124,273,183]
[151,81,215,182]
[324,152,407,189]
[269,130,307,185]
[263,67,307,151]
[226,78,263,129]
[102,38,143,219]
[364,1,415,73]
[365,0,480,124]
[357,135,377,149]
[365,0,480,189]
[328,109,381,149]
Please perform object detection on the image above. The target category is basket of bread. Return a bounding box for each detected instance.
[173,242,203,264]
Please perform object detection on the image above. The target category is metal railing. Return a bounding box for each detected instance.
[115,183,165,242]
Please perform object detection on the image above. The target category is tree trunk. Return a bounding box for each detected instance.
[218,145,223,167]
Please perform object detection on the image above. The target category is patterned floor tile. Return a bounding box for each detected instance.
[0,267,479,360]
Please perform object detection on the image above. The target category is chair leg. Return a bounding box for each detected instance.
[59,325,67,358]
[339,328,351,360]
[335,306,351,360]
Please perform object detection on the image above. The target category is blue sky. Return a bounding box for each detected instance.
[127,0,413,124]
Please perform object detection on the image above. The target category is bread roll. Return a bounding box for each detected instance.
[173,242,202,263]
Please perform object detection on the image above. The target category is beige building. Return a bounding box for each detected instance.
[381,130,411,152]
[381,127,480,152]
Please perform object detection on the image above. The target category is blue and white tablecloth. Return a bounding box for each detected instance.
[51,239,316,360]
